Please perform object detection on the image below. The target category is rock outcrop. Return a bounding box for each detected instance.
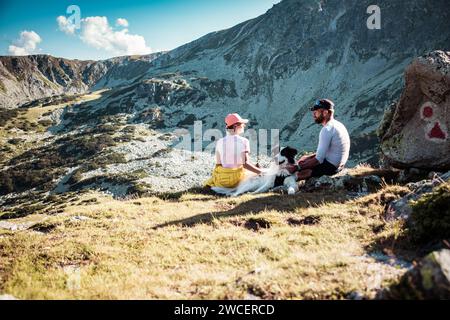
[301,169,384,194]
[385,171,450,222]
[380,51,450,170]
[379,249,450,299]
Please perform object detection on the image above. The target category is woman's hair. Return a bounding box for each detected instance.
[226,123,242,135]
[226,127,237,134]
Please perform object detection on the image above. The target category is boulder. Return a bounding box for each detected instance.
[379,249,450,299]
[385,171,450,222]
[380,51,450,170]
[302,170,383,194]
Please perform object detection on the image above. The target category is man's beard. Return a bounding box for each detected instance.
[314,114,324,124]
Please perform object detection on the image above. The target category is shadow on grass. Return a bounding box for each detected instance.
[148,186,221,202]
[365,230,447,262]
[351,168,400,183]
[152,191,349,229]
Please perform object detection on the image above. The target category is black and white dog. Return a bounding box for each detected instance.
[212,146,299,197]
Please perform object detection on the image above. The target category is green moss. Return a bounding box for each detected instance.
[127,182,152,196]
[95,124,122,134]
[377,103,396,139]
[380,133,404,157]
[420,264,435,290]
[91,152,127,167]
[129,169,148,179]
[114,134,134,143]
[409,183,450,244]
[122,126,136,134]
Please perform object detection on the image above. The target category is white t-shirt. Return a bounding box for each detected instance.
[316,119,350,168]
[215,134,250,168]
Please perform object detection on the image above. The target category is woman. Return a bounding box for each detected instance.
[204,113,263,189]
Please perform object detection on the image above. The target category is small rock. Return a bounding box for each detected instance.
[71,215,90,221]
[245,293,262,300]
[347,291,364,300]
[0,221,34,231]
[287,216,321,226]
[244,218,271,231]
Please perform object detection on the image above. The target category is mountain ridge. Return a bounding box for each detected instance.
[0,52,165,108]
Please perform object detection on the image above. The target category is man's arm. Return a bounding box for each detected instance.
[286,153,316,173]
[315,127,332,164]
[298,154,316,166]
[298,155,319,169]
[298,154,315,162]
[286,127,331,173]
[298,129,331,170]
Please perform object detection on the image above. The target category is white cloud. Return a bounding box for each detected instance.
[116,18,129,28]
[57,15,76,35]
[8,30,42,56]
[56,15,151,56]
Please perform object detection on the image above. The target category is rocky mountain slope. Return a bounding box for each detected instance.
[136,0,450,164]
[1,0,449,165]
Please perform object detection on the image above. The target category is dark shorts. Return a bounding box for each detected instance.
[311,159,339,178]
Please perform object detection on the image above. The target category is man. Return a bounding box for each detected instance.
[288,99,350,180]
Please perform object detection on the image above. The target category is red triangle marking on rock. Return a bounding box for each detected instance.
[428,122,447,140]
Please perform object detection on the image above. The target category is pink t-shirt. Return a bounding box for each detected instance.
[215,135,250,168]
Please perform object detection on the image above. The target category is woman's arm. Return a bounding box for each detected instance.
[243,153,263,174]
[215,149,221,166]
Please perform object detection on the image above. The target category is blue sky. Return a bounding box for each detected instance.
[0,0,281,60]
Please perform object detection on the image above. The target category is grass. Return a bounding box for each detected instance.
[0,185,412,300]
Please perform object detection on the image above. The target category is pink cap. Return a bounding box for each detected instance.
[225,113,249,127]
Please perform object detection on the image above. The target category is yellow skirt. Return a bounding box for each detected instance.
[204,165,245,188]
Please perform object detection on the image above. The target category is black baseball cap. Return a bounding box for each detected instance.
[310,99,335,111]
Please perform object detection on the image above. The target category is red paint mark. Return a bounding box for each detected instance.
[428,122,447,140]
[423,106,433,118]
